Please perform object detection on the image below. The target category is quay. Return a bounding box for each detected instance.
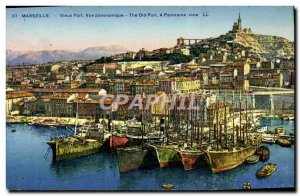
[6,115,125,126]
[6,108,293,127]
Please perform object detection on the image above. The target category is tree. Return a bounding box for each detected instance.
[106,70,116,78]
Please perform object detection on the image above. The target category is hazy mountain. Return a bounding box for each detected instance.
[6,45,129,66]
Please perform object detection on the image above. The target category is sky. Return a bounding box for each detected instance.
[6,6,294,52]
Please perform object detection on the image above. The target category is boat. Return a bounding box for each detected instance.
[205,91,263,173]
[288,116,294,121]
[11,129,16,133]
[262,136,276,144]
[256,126,268,133]
[275,127,285,136]
[46,103,108,161]
[47,136,103,161]
[116,145,157,173]
[276,138,292,147]
[109,134,130,150]
[116,111,160,172]
[179,149,204,170]
[46,123,108,161]
[256,163,277,178]
[205,134,262,173]
[243,182,251,189]
[152,144,181,168]
[282,116,289,121]
[256,146,270,161]
[288,133,295,144]
[161,184,175,190]
[245,155,259,164]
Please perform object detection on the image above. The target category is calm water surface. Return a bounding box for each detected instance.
[6,118,295,190]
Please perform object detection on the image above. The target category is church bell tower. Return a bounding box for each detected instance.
[237,12,242,31]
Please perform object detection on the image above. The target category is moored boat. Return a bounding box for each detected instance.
[205,143,260,173]
[275,127,285,136]
[276,138,292,147]
[109,135,130,150]
[256,163,277,178]
[47,137,103,161]
[47,102,108,161]
[262,136,276,144]
[256,126,268,133]
[179,149,204,170]
[245,155,259,164]
[116,145,157,173]
[256,146,270,161]
[152,145,181,168]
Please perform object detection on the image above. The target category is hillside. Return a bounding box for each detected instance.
[194,31,294,59]
[235,32,294,57]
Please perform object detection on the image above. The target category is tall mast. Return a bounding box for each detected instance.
[208,90,211,145]
[216,93,220,150]
[232,89,235,146]
[196,96,200,144]
[200,96,204,145]
[142,80,145,147]
[190,101,194,148]
[167,106,170,145]
[251,92,254,126]
[75,100,78,135]
[239,90,242,144]
[245,93,248,143]
[224,91,227,148]
[185,105,189,144]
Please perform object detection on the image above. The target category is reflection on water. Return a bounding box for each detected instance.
[6,119,295,190]
[50,152,116,178]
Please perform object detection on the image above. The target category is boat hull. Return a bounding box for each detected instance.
[256,163,277,178]
[109,135,130,150]
[179,151,204,170]
[117,147,154,173]
[276,139,292,147]
[47,139,102,161]
[256,146,270,161]
[153,145,181,168]
[205,145,259,173]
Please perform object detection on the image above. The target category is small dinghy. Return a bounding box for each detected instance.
[243,182,251,189]
[275,127,285,136]
[256,163,277,178]
[161,184,174,190]
[245,155,260,164]
[256,146,270,161]
[11,129,16,133]
[276,138,292,147]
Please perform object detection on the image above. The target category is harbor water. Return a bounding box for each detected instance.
[6,119,295,191]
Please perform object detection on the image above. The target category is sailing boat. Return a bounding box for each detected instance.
[47,98,105,161]
[178,95,205,170]
[204,91,262,173]
[116,107,157,172]
[151,105,181,168]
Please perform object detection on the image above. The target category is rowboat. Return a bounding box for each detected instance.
[256,163,277,178]
[245,155,260,164]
